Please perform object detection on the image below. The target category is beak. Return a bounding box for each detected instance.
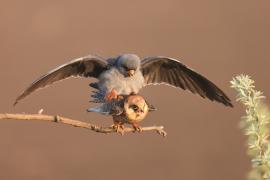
[128,69,135,76]
[136,109,144,113]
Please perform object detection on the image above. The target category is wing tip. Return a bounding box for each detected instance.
[223,101,233,108]
[13,101,18,107]
[217,95,233,108]
[13,93,25,107]
[13,97,21,107]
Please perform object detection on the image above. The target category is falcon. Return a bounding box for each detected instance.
[87,92,156,133]
[14,54,233,107]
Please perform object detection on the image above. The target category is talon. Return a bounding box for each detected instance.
[132,123,142,133]
[105,89,118,101]
[112,123,125,135]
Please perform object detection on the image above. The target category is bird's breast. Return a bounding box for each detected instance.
[99,68,145,95]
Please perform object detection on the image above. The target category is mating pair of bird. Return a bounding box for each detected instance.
[14,54,233,133]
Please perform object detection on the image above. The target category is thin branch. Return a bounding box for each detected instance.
[0,113,167,137]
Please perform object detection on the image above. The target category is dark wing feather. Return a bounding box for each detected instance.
[141,56,233,107]
[14,55,108,105]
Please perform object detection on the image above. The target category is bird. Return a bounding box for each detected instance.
[14,53,233,108]
[87,92,156,133]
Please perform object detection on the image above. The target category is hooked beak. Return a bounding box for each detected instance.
[136,109,144,113]
[128,69,135,77]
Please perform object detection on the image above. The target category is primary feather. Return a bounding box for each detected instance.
[14,55,107,105]
[141,56,233,107]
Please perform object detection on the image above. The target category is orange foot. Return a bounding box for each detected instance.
[132,122,142,133]
[105,89,118,101]
[112,123,125,135]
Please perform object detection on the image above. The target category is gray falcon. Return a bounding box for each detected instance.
[14,54,233,107]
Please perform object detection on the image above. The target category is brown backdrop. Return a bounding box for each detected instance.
[0,0,270,179]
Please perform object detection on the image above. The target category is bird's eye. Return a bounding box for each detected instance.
[129,104,138,111]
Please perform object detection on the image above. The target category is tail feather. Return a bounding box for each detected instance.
[87,107,110,115]
[89,82,99,90]
[90,90,106,103]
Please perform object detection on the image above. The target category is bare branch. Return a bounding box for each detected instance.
[0,113,167,137]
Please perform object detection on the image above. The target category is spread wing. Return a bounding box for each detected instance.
[14,55,108,105]
[141,56,233,107]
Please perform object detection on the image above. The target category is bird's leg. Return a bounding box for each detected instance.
[116,95,124,100]
[112,121,125,135]
[105,89,118,101]
[132,122,143,132]
[105,89,124,101]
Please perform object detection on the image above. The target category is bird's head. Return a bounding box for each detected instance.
[116,54,141,77]
[124,95,149,122]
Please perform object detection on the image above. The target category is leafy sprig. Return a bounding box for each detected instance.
[231,75,270,179]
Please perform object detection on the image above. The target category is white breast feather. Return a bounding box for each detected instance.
[98,68,145,95]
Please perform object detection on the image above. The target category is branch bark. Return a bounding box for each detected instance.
[0,113,167,137]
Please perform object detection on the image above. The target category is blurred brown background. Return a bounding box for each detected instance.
[0,0,269,179]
